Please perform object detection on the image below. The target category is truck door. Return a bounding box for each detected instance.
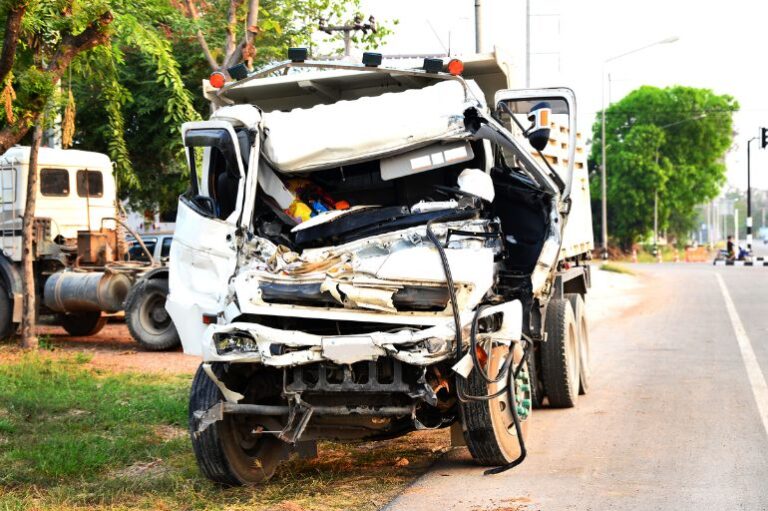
[166,121,251,355]
[493,88,577,201]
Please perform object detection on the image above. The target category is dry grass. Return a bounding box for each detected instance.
[0,348,451,511]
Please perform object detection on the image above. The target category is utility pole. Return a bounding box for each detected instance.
[319,14,377,57]
[474,0,483,53]
[654,191,659,253]
[747,137,756,252]
[525,0,530,87]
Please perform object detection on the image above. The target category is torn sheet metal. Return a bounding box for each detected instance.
[201,300,522,367]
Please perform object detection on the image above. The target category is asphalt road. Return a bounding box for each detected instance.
[384,262,768,511]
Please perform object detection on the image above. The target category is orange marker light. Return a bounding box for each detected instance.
[447,59,464,76]
[209,72,226,89]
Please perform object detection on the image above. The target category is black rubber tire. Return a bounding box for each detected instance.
[125,279,180,351]
[189,363,289,486]
[566,293,591,395]
[60,311,107,336]
[460,344,532,466]
[541,298,580,408]
[528,344,545,409]
[0,283,13,339]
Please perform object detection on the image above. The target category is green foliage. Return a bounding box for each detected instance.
[591,85,738,247]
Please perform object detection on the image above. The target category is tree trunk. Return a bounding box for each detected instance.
[20,124,42,349]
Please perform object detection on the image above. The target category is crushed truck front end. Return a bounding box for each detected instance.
[168,57,580,485]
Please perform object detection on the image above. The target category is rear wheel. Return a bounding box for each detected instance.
[125,278,180,351]
[541,298,579,408]
[60,311,107,337]
[189,364,290,486]
[566,293,591,395]
[460,344,532,465]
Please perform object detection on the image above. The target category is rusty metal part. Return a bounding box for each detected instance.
[43,270,132,313]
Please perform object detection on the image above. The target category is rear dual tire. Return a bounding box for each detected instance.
[540,298,580,408]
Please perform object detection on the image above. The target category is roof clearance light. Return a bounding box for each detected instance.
[288,47,308,62]
[423,58,443,73]
[227,63,248,81]
[447,59,464,76]
[209,71,226,89]
[362,52,382,67]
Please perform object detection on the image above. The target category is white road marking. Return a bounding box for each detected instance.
[716,273,768,438]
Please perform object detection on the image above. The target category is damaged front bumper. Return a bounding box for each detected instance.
[200,300,522,366]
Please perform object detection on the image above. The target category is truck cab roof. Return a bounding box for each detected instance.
[0,146,113,170]
[205,48,514,111]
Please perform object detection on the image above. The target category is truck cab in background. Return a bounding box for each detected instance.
[169,49,594,485]
[0,147,179,350]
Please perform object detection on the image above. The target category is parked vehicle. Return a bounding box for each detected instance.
[169,50,594,485]
[124,232,180,350]
[0,147,144,337]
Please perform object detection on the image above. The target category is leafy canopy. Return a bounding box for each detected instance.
[590,85,738,248]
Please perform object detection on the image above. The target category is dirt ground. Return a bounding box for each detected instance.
[33,320,200,375]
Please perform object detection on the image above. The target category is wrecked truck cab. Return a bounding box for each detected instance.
[168,55,588,485]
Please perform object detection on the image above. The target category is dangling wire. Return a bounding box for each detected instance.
[425,213,530,475]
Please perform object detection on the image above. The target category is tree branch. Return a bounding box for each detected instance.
[183,0,219,71]
[47,11,114,80]
[0,11,114,155]
[224,0,244,64]
[0,1,27,85]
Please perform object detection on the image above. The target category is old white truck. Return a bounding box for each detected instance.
[0,146,179,349]
[169,49,594,485]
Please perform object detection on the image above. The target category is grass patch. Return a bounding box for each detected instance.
[599,262,636,275]
[0,350,448,510]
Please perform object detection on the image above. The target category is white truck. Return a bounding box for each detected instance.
[0,146,179,349]
[169,49,594,485]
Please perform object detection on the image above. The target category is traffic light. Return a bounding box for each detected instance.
[762,127,768,149]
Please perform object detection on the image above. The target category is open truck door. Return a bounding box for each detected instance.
[493,88,577,203]
[166,118,257,355]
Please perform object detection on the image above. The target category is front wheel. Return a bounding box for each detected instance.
[460,344,532,466]
[189,364,290,486]
[125,278,180,351]
[60,311,107,337]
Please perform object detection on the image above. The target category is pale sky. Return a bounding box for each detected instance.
[359,0,768,190]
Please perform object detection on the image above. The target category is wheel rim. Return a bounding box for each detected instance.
[139,292,171,335]
[487,344,532,457]
[220,415,284,484]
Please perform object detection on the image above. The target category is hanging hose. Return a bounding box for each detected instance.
[425,215,530,475]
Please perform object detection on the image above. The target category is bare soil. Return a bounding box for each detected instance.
[30,320,199,375]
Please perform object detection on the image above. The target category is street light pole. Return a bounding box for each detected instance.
[747,136,757,252]
[600,36,679,260]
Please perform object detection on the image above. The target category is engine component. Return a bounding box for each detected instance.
[44,270,132,313]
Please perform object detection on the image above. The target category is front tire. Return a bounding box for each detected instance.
[60,311,107,336]
[125,278,180,351]
[189,364,289,486]
[460,344,532,466]
[541,298,580,408]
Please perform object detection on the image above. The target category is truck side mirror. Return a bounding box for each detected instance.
[527,102,552,152]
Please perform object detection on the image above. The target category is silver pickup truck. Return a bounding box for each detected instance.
[168,50,594,485]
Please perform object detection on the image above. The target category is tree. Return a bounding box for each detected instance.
[0,0,200,346]
[590,85,738,248]
[71,0,395,216]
